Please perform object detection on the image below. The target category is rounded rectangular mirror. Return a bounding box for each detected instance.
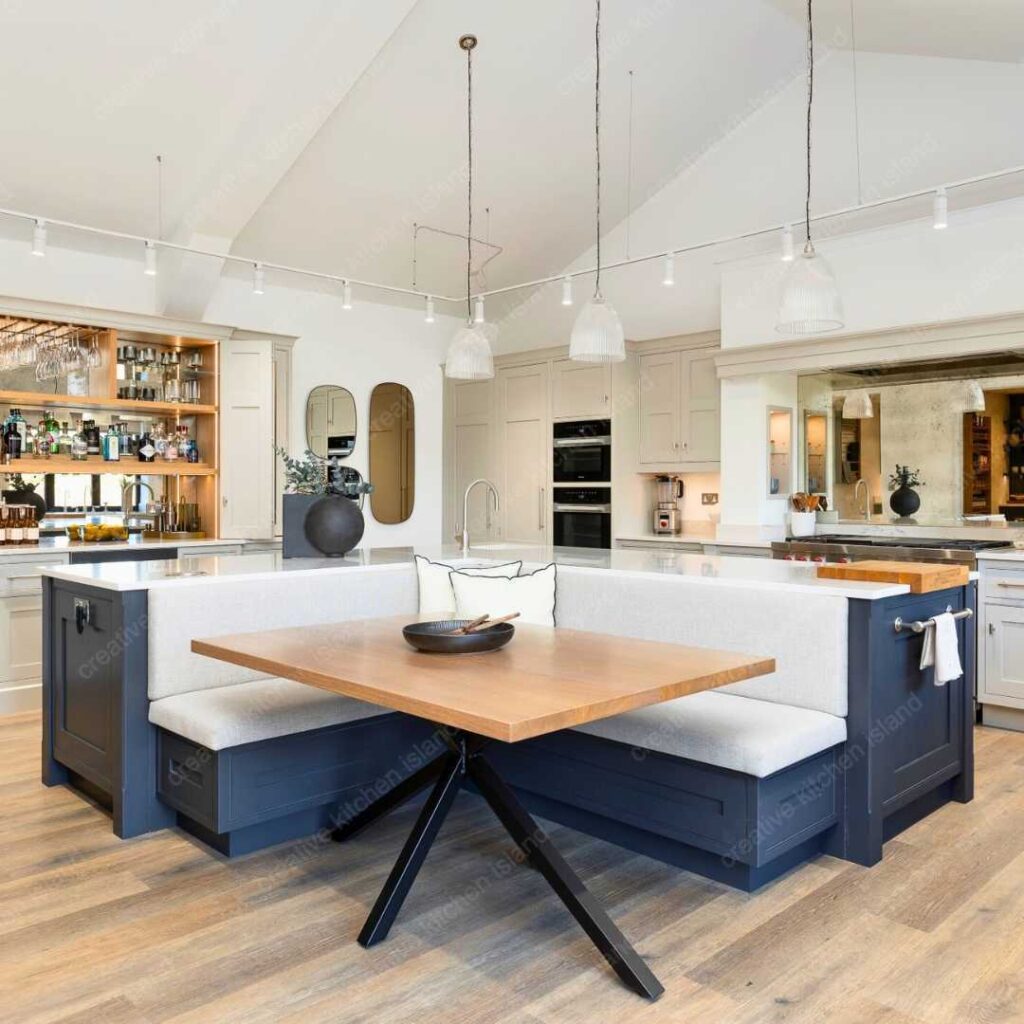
[369,383,415,524]
[306,385,356,459]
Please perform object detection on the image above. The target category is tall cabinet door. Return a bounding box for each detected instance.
[497,363,550,543]
[220,338,274,539]
[639,351,680,464]
[451,380,497,542]
[552,359,611,420]
[984,604,1024,705]
[680,351,721,463]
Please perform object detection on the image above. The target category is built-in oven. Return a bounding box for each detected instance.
[553,419,611,483]
[553,487,611,549]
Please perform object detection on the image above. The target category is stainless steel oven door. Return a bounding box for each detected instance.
[552,438,612,483]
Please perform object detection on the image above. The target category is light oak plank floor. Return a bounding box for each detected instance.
[2,713,1023,1024]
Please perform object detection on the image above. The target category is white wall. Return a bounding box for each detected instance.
[0,236,460,546]
[205,279,457,546]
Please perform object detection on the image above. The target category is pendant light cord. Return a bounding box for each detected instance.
[466,41,474,323]
[594,0,602,294]
[804,0,814,250]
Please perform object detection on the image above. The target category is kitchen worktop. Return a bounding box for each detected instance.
[975,548,1024,564]
[816,517,1024,543]
[41,543,922,600]
[0,537,262,557]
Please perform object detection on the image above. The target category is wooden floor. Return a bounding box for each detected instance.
[3,715,1024,1024]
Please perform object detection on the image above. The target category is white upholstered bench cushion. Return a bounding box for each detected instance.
[573,691,847,778]
[148,678,391,751]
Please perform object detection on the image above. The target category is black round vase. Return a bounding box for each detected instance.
[3,489,46,518]
[889,484,920,519]
[303,495,364,557]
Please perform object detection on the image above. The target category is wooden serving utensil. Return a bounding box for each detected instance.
[464,612,521,633]
[449,613,490,635]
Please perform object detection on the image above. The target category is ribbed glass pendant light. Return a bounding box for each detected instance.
[570,0,625,364]
[445,35,496,380]
[776,0,844,335]
[841,390,873,419]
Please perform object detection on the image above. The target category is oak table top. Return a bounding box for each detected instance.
[192,614,775,742]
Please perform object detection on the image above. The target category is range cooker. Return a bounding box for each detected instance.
[772,535,1013,570]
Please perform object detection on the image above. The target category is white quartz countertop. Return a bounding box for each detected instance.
[40,542,929,600]
[976,548,1024,564]
[616,533,773,549]
[0,536,258,557]
[817,517,1024,543]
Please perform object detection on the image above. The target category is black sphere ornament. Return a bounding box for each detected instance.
[303,495,365,557]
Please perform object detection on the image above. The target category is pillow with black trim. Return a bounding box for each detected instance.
[415,554,522,616]
[449,562,556,627]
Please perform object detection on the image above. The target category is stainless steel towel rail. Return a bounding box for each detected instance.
[893,606,973,634]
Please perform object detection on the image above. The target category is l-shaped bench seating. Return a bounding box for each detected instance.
[43,559,975,891]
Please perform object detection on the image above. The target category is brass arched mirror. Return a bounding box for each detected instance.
[369,383,415,524]
[305,385,356,459]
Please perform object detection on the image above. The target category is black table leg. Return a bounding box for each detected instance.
[358,751,464,948]
[351,730,663,1000]
[332,754,447,842]
[469,751,664,1001]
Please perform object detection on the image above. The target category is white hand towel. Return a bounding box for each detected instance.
[919,612,962,685]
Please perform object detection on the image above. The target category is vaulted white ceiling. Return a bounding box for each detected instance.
[0,1,1022,327]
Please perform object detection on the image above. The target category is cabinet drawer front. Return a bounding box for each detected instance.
[0,554,67,588]
[983,567,1024,604]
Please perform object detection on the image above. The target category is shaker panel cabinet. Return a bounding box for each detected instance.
[983,603,1024,705]
[451,380,497,542]
[639,347,720,469]
[552,360,611,420]
[220,339,275,539]
[496,363,549,544]
[639,351,680,464]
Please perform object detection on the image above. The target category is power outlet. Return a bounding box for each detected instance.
[701,492,719,505]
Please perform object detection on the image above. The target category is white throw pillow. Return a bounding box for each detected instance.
[450,563,557,627]
[415,555,522,616]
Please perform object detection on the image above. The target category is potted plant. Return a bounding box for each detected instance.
[275,448,373,558]
[3,473,46,518]
[889,465,924,518]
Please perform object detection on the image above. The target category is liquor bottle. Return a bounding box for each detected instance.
[118,424,132,457]
[152,421,169,460]
[4,415,22,460]
[7,507,24,545]
[36,426,50,459]
[163,426,179,462]
[84,420,101,456]
[41,410,59,447]
[0,503,6,546]
[10,409,26,450]
[70,419,89,461]
[102,424,120,462]
[137,428,156,463]
[58,421,73,457]
[24,426,36,457]
[23,506,39,544]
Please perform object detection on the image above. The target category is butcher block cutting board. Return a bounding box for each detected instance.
[816,560,969,593]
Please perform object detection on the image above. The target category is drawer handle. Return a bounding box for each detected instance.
[996,581,1024,589]
[7,573,42,581]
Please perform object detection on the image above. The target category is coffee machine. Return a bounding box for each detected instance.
[653,475,684,534]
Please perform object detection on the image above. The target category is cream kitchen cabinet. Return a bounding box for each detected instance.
[496,362,550,543]
[638,347,720,470]
[982,603,1024,707]
[450,378,499,543]
[551,359,611,420]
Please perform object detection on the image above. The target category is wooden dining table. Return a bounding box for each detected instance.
[193,615,774,1001]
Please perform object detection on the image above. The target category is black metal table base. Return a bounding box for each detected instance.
[332,730,664,1001]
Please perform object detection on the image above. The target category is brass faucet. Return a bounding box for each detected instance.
[122,480,163,534]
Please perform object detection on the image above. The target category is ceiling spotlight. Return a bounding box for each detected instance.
[474,296,485,324]
[781,224,794,262]
[662,253,675,287]
[933,187,948,230]
[143,240,157,276]
[342,280,353,310]
[31,219,46,257]
[252,262,265,295]
[425,296,435,323]
[561,276,573,307]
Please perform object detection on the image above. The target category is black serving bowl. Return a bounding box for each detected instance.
[402,619,515,654]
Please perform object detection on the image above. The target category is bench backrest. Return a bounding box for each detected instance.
[552,566,849,717]
[148,564,418,700]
